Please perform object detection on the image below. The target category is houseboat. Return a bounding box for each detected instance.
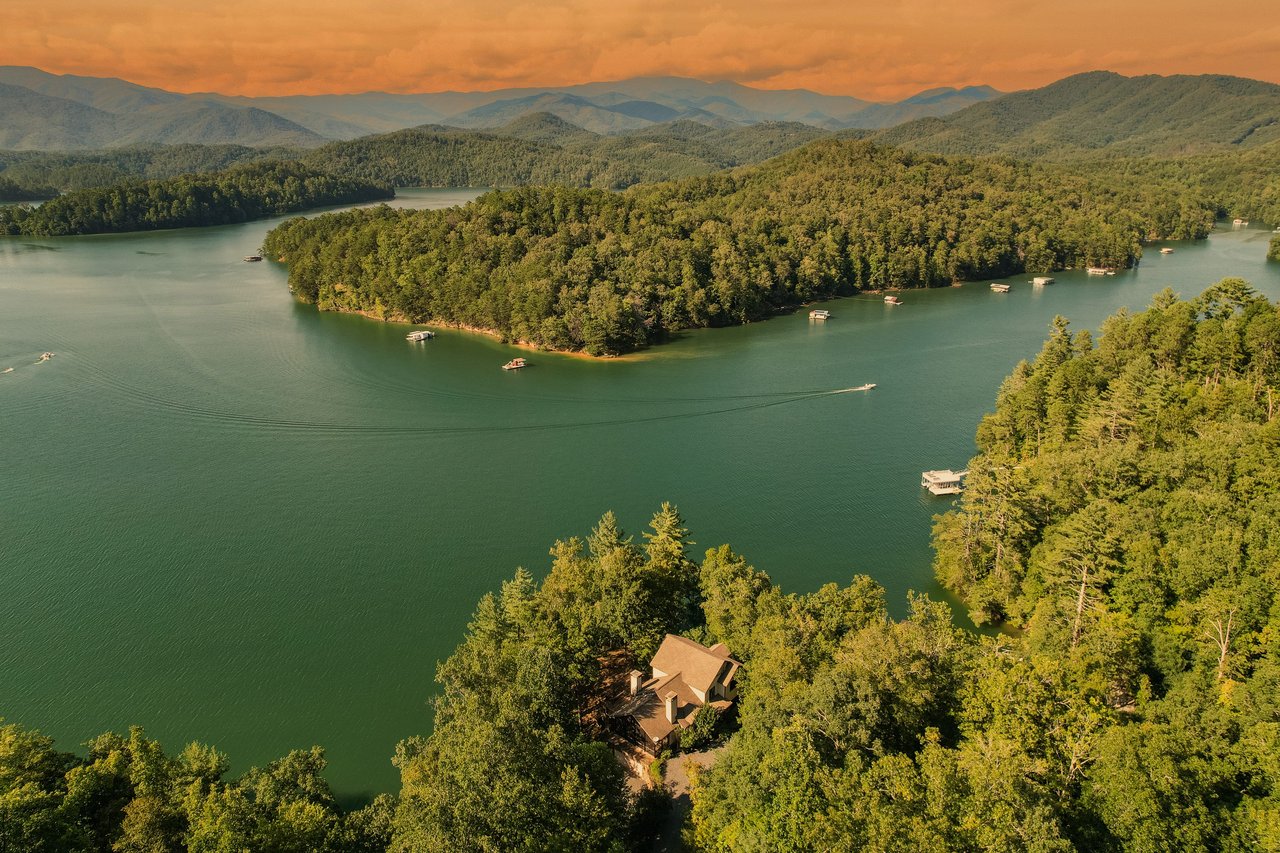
[1160,247,1174,254]
[884,295,903,305]
[243,255,263,262]
[990,283,1010,293]
[1086,267,1116,275]
[1032,276,1055,286]
[809,309,831,320]
[502,357,528,370]
[1233,218,1248,226]
[921,469,967,496]
[406,330,435,341]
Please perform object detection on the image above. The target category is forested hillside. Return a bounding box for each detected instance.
[264,139,1221,355]
[934,280,1280,633]
[0,175,57,201]
[0,144,297,199]
[0,162,392,236]
[874,71,1280,158]
[0,119,825,202]
[296,118,828,190]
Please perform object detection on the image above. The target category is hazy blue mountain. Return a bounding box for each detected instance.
[871,71,1280,157]
[838,85,1001,129]
[0,70,327,149]
[208,92,449,138]
[113,100,326,148]
[0,65,183,113]
[0,66,1002,146]
[492,112,601,145]
[444,93,659,133]
[0,83,119,148]
[605,100,682,122]
[31,65,1280,157]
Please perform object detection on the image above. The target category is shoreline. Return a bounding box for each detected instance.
[334,305,651,362]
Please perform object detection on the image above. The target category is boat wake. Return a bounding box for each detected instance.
[77,370,873,438]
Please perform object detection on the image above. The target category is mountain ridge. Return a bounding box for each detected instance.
[0,66,1002,147]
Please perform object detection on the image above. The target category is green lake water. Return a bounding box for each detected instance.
[3,189,1278,797]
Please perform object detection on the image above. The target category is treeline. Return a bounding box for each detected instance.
[916,280,1280,848]
[0,143,297,197]
[0,175,57,201]
[1068,145,1280,235]
[295,119,828,191]
[264,139,1220,355]
[0,723,391,852]
[0,162,393,236]
[1270,233,1280,261]
[0,121,825,203]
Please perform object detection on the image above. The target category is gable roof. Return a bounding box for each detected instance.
[649,634,740,695]
[613,672,700,742]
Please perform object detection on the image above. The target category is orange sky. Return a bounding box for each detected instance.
[10,0,1280,100]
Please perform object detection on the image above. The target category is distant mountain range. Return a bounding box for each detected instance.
[0,66,1002,149]
[3,66,1278,170]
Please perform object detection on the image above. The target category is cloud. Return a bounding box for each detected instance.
[7,0,1279,99]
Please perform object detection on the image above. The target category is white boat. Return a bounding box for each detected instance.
[1160,247,1174,254]
[1032,276,1054,286]
[851,383,876,391]
[502,357,528,370]
[2,367,13,374]
[1233,218,1248,226]
[809,309,831,320]
[990,283,1010,293]
[1085,267,1115,275]
[406,330,435,341]
[884,295,903,305]
[36,352,54,363]
[921,469,967,496]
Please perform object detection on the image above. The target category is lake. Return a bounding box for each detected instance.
[3,189,1278,797]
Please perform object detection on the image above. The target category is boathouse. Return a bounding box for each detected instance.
[922,469,967,495]
[609,635,740,755]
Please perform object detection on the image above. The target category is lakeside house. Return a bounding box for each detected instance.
[609,635,740,756]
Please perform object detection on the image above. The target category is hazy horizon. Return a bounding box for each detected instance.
[9,0,1279,100]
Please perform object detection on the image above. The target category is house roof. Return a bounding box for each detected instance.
[610,635,741,746]
[612,671,701,741]
[650,634,740,696]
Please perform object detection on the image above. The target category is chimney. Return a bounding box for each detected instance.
[665,692,679,725]
[629,670,642,696]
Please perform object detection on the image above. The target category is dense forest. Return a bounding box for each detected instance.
[0,144,295,198]
[295,118,829,191]
[872,71,1280,159]
[0,119,825,202]
[264,138,1226,355]
[0,175,58,201]
[8,298,1280,852]
[0,162,392,236]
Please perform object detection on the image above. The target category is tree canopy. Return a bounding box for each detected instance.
[0,162,392,236]
[265,138,1226,355]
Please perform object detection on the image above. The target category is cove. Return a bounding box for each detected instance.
[3,189,1278,797]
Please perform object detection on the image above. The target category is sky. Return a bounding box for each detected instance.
[9,0,1280,100]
